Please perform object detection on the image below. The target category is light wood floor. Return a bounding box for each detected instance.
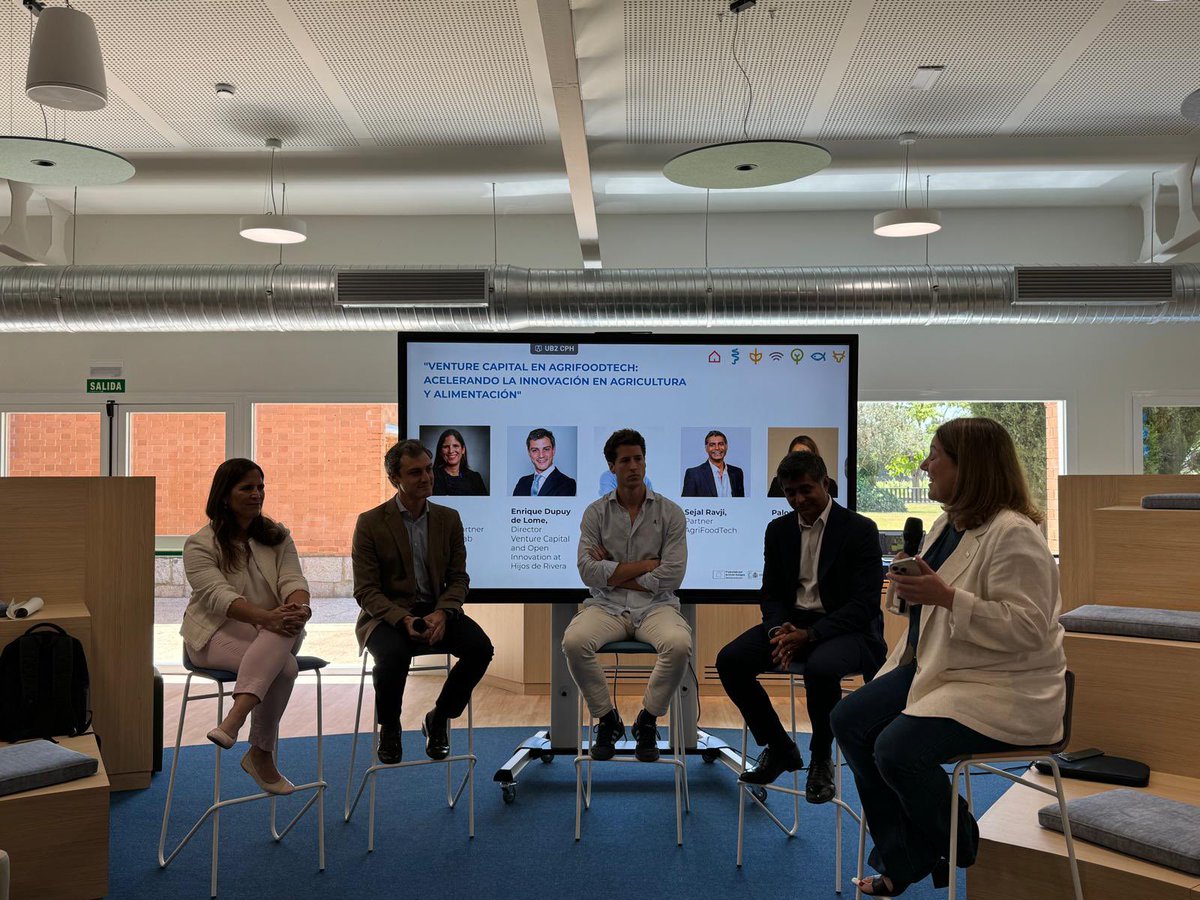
[163,674,812,749]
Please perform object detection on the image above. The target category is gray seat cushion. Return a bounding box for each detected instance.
[1039,789,1200,875]
[1141,493,1200,509]
[0,739,99,797]
[1060,604,1200,642]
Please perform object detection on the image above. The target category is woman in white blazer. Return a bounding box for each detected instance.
[182,458,313,795]
[832,418,1066,897]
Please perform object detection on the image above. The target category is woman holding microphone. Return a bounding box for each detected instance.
[832,418,1066,896]
[182,458,313,795]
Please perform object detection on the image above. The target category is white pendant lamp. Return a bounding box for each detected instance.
[239,139,307,244]
[25,5,108,112]
[873,133,942,237]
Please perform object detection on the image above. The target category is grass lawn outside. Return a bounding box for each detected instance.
[862,502,944,532]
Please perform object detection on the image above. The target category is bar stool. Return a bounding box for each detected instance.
[734,662,863,895]
[853,671,1081,900]
[574,640,691,845]
[158,649,328,899]
[343,648,475,851]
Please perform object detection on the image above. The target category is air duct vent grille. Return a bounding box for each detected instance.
[1013,266,1174,306]
[335,269,490,307]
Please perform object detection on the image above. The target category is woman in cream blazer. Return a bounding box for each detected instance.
[182,458,312,795]
[833,418,1066,897]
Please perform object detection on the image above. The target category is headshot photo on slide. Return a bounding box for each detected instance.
[679,426,750,498]
[419,424,491,496]
[766,426,840,499]
[509,425,578,497]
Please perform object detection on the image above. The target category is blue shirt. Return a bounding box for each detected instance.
[395,496,434,606]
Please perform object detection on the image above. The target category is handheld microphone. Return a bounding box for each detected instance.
[411,617,428,634]
[902,517,924,557]
[893,518,925,613]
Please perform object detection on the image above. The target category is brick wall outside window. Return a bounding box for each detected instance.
[130,412,227,536]
[254,403,398,555]
[6,412,102,476]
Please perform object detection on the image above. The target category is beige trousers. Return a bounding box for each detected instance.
[189,619,303,753]
[562,604,693,718]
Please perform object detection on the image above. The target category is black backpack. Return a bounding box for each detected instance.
[0,622,92,741]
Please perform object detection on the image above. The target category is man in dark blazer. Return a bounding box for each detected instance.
[681,430,745,497]
[513,427,577,496]
[717,451,885,803]
[353,439,494,765]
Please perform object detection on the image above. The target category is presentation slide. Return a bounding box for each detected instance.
[400,334,857,599]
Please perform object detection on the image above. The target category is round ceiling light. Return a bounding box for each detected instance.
[663,140,832,189]
[873,208,942,237]
[25,6,108,111]
[239,214,308,244]
[0,136,134,186]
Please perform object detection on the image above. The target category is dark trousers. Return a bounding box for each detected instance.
[365,613,494,728]
[716,620,885,761]
[830,663,1014,889]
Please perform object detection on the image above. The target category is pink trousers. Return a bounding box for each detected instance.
[190,619,303,753]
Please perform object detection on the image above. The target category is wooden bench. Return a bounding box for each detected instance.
[0,734,109,899]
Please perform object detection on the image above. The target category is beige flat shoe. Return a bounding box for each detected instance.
[240,751,295,796]
[206,726,237,750]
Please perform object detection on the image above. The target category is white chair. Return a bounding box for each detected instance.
[159,650,328,899]
[343,649,475,851]
[734,664,863,895]
[574,640,691,845]
[854,671,1082,900]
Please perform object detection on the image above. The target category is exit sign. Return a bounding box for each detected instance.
[86,379,126,393]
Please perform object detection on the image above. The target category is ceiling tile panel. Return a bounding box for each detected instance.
[626,1,852,144]
[93,0,358,149]
[819,0,1105,140]
[0,2,173,151]
[289,0,545,147]
[1016,1,1200,137]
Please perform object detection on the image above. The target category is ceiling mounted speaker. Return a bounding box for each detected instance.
[1183,88,1200,125]
[25,6,108,112]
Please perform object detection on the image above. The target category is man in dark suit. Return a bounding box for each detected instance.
[513,427,577,496]
[717,451,885,803]
[353,439,494,765]
[681,430,745,497]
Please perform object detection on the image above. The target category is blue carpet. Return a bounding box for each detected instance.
[112,728,1006,899]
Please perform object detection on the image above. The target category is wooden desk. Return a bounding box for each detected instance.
[0,735,109,900]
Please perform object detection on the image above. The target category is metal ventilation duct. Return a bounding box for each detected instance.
[0,264,1196,333]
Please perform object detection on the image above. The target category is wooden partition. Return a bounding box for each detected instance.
[0,477,155,790]
[1059,474,1200,612]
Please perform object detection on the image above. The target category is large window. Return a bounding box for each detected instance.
[3,412,102,476]
[253,402,399,666]
[857,401,1062,553]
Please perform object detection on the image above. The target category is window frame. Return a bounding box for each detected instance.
[0,399,113,477]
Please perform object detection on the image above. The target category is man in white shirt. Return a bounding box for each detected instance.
[566,429,690,762]
[716,451,885,802]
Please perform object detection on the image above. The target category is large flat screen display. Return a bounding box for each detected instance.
[400,333,858,602]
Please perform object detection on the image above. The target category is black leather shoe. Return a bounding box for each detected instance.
[738,741,804,785]
[805,756,836,803]
[422,709,450,760]
[631,710,661,762]
[377,724,402,765]
[589,711,625,761]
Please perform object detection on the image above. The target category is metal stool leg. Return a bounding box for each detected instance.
[158,673,194,868]
[210,683,225,898]
[1045,757,1084,900]
[344,654,369,821]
